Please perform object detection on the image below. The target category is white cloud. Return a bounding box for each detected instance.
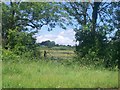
[36,29,76,46]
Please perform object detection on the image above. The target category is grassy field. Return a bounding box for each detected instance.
[40,46,75,60]
[2,47,118,88]
[2,60,118,88]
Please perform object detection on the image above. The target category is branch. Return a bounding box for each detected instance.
[86,12,92,22]
[26,24,36,28]
[98,3,111,13]
[70,3,85,16]
[98,13,106,25]
[69,3,85,25]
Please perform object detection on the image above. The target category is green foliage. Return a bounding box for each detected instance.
[74,22,118,69]
[2,2,60,32]
[6,28,36,53]
[21,47,42,60]
[75,49,104,68]
[2,49,20,62]
[104,35,119,68]
[39,40,55,48]
[61,2,119,69]
[2,2,67,61]
[2,2,67,48]
[2,48,41,62]
[2,27,41,60]
[75,26,107,57]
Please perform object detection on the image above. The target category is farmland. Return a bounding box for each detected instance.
[40,46,75,60]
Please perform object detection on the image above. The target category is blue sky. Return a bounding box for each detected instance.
[35,25,77,46]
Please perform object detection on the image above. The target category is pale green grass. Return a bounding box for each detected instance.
[2,60,118,88]
[41,49,75,60]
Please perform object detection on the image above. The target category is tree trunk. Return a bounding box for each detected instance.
[92,2,101,33]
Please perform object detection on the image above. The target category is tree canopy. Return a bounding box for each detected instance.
[39,40,56,48]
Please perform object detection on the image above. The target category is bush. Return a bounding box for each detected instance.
[21,48,42,60]
[75,48,104,67]
[2,47,42,62]
[2,49,20,61]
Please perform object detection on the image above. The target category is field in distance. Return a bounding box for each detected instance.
[39,46,75,60]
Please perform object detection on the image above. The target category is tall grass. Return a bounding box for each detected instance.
[2,59,118,88]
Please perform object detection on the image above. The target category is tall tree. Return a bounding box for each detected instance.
[61,2,119,68]
[2,2,65,49]
[108,2,120,68]
[62,2,107,57]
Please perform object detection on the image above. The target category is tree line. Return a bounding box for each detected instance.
[38,40,73,48]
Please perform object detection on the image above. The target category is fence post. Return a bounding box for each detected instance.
[44,50,47,59]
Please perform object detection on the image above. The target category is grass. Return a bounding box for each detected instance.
[40,48,75,60]
[0,61,2,89]
[0,46,2,89]
[2,60,118,88]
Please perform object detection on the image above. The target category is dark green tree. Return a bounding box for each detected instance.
[62,2,108,56]
[105,2,120,68]
[40,40,55,48]
[61,2,118,67]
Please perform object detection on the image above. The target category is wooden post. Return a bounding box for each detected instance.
[44,50,47,59]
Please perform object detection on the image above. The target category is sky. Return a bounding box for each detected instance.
[35,25,77,46]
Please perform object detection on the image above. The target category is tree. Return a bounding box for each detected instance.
[62,2,108,56]
[92,2,101,33]
[39,40,55,48]
[2,2,65,49]
[60,2,119,68]
[105,2,120,68]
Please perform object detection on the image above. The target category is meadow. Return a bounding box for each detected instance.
[2,47,118,88]
[2,60,118,88]
[40,48,75,60]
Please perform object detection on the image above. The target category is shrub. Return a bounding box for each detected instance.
[2,49,20,61]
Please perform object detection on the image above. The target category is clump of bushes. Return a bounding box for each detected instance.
[2,28,42,61]
[2,48,42,62]
[2,49,20,62]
